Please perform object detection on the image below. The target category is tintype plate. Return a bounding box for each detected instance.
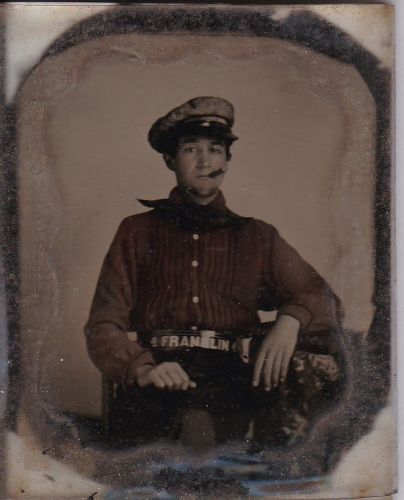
[0,3,395,499]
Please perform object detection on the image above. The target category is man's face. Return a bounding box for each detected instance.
[167,136,229,200]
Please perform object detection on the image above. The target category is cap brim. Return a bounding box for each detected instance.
[173,120,238,142]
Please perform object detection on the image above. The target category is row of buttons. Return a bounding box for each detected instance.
[191,234,200,329]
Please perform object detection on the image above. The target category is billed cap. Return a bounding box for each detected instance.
[148,96,238,153]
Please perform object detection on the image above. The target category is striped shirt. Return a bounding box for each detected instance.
[85,188,342,385]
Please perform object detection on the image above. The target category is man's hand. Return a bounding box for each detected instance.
[252,315,299,391]
[136,362,197,390]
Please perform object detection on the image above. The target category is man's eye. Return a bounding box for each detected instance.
[211,146,224,154]
[183,146,197,153]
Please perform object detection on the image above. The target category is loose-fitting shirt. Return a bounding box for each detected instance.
[85,188,342,385]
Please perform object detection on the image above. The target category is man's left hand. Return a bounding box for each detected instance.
[252,315,299,391]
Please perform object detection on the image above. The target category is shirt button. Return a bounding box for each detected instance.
[193,233,200,240]
[191,260,198,267]
[192,296,199,304]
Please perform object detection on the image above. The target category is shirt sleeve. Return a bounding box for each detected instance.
[261,225,343,332]
[85,218,156,386]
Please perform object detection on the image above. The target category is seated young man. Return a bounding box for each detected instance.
[85,96,344,446]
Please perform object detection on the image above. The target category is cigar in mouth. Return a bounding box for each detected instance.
[208,168,226,179]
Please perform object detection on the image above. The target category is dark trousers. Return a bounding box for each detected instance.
[106,335,344,447]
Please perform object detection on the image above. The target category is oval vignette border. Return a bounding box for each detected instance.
[0,3,393,489]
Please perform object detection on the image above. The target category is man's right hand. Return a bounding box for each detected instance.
[136,362,197,390]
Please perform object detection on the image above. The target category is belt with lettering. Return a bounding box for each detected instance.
[128,329,255,362]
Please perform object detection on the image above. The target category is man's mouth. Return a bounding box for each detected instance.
[209,168,225,178]
[197,168,225,179]
[197,168,225,180]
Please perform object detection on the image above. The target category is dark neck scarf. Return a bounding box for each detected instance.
[138,187,250,231]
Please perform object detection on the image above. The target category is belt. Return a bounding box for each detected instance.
[128,329,255,362]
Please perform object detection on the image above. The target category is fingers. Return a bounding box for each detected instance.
[150,362,196,391]
[263,353,275,391]
[168,369,184,390]
[271,351,283,388]
[172,363,188,390]
[253,346,293,391]
[173,363,197,390]
[148,370,166,389]
[280,350,293,384]
[137,365,165,389]
[157,369,176,390]
[252,349,266,387]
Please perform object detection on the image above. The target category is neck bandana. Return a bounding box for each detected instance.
[138,188,250,231]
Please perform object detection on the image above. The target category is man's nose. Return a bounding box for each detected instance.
[197,149,211,168]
